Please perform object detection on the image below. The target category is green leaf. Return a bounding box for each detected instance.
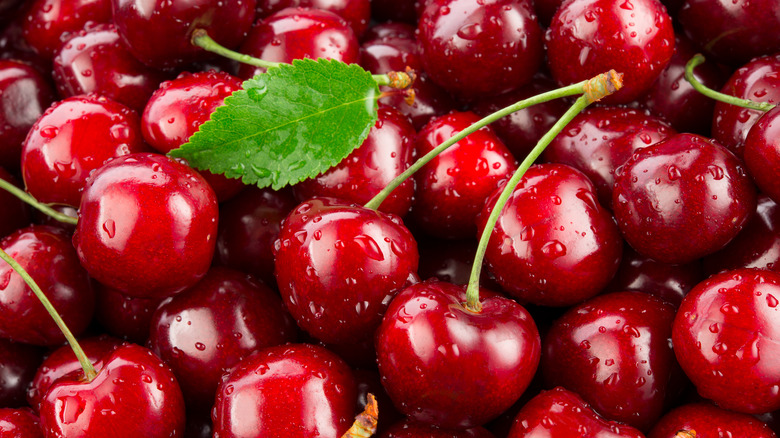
[169,58,380,189]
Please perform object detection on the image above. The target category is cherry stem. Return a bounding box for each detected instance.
[685,54,775,112]
[463,71,623,311]
[674,431,697,438]
[341,394,378,438]
[0,248,97,381]
[0,178,78,225]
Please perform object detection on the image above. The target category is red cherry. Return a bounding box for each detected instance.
[353,369,403,435]
[648,402,777,438]
[254,0,371,37]
[375,280,540,429]
[94,284,163,344]
[21,0,112,59]
[0,168,31,240]
[378,74,455,131]
[672,268,780,414]
[745,106,780,205]
[362,23,417,42]
[381,419,496,438]
[0,407,43,437]
[0,339,43,409]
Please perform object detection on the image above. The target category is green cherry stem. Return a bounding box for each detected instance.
[0,178,78,225]
[0,248,97,381]
[685,54,776,112]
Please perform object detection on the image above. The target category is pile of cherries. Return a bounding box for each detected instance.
[0,0,779,436]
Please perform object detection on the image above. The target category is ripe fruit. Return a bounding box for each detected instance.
[0,407,43,437]
[744,106,780,204]
[648,403,777,438]
[0,339,43,409]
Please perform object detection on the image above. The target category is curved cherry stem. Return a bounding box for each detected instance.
[0,248,97,381]
[685,54,776,112]
[0,178,78,225]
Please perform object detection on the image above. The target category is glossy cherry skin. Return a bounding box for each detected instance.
[73,153,219,298]
[542,291,684,431]
[112,0,257,69]
[648,403,777,438]
[22,0,113,59]
[612,133,756,264]
[381,420,495,438]
[39,343,186,438]
[26,336,122,412]
[148,267,297,410]
[712,54,780,159]
[0,60,55,172]
[0,408,43,437]
[477,163,623,307]
[254,0,370,37]
[507,387,645,438]
[359,34,421,75]
[376,280,541,429]
[21,94,150,207]
[0,168,31,240]
[274,197,419,345]
[673,268,780,414]
[212,343,357,438]
[215,186,297,287]
[417,0,542,99]
[410,111,518,239]
[52,24,166,112]
[0,225,94,346]
[378,74,455,132]
[293,106,416,217]
[237,7,359,80]
[543,107,676,208]
[94,284,163,344]
[546,0,675,104]
[0,339,43,409]
[745,106,780,205]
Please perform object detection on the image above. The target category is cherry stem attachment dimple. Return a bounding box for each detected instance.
[0,178,78,225]
[0,248,97,381]
[685,54,776,112]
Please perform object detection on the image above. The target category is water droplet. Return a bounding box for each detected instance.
[667,165,681,181]
[195,342,206,351]
[541,240,567,258]
[767,294,778,308]
[102,220,116,238]
[40,125,58,138]
[353,234,384,261]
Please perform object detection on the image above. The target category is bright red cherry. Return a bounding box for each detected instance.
[612,133,756,264]
[0,168,31,240]
[745,106,780,205]
[673,268,780,414]
[648,403,777,438]
[359,34,422,75]
[72,153,219,298]
[0,339,43,409]
[212,343,357,438]
[0,407,43,437]
[94,284,163,344]
[381,420,496,438]
[254,0,371,37]
[22,0,113,59]
[375,280,540,429]
[378,74,455,132]
[546,0,675,104]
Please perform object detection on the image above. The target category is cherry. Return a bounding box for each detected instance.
[0,0,24,27]
[362,23,417,42]
[745,105,780,205]
[477,163,623,307]
[381,419,496,438]
[417,238,478,286]
[72,153,219,298]
[21,0,113,59]
[0,339,43,409]
[0,168,30,240]
[359,33,421,75]
[507,387,645,438]
[542,291,685,431]
[672,268,780,414]
[378,74,455,131]
[147,267,297,410]
[417,0,543,99]
[410,111,518,239]
[612,133,756,264]
[94,284,163,344]
[112,0,257,69]
[370,0,418,24]
[39,343,186,437]
[543,106,676,208]
[254,0,371,38]
[648,402,777,438]
[0,60,55,173]
[237,7,359,80]
[375,280,540,429]
[212,343,357,437]
[546,0,675,104]
[52,24,166,112]
[274,197,418,345]
[0,407,43,437]
[0,225,94,346]
[293,106,416,217]
[21,94,150,207]
[353,369,402,435]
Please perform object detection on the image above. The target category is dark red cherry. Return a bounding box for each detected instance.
[542,291,685,431]
[52,24,166,112]
[112,0,257,69]
[274,197,419,345]
[353,369,402,435]
[73,153,219,298]
[0,60,55,173]
[254,0,371,38]
[672,268,780,414]
[507,387,645,438]
[410,111,518,239]
[361,22,417,42]
[212,343,357,437]
[237,7,359,80]
[0,169,31,240]
[745,106,780,205]
[0,0,24,27]
[417,238,477,286]
[148,267,297,410]
[21,94,150,207]
[359,34,421,74]
[93,284,162,344]
[22,0,112,59]
[543,106,675,208]
[0,225,94,346]
[381,419,496,438]
[649,403,777,438]
[613,133,756,264]
[417,0,543,99]
[546,0,675,104]
[293,106,416,217]
[477,163,623,307]
[376,280,540,429]
[378,74,455,131]
[712,54,780,158]
[0,339,43,409]
[39,344,186,438]
[0,408,43,437]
